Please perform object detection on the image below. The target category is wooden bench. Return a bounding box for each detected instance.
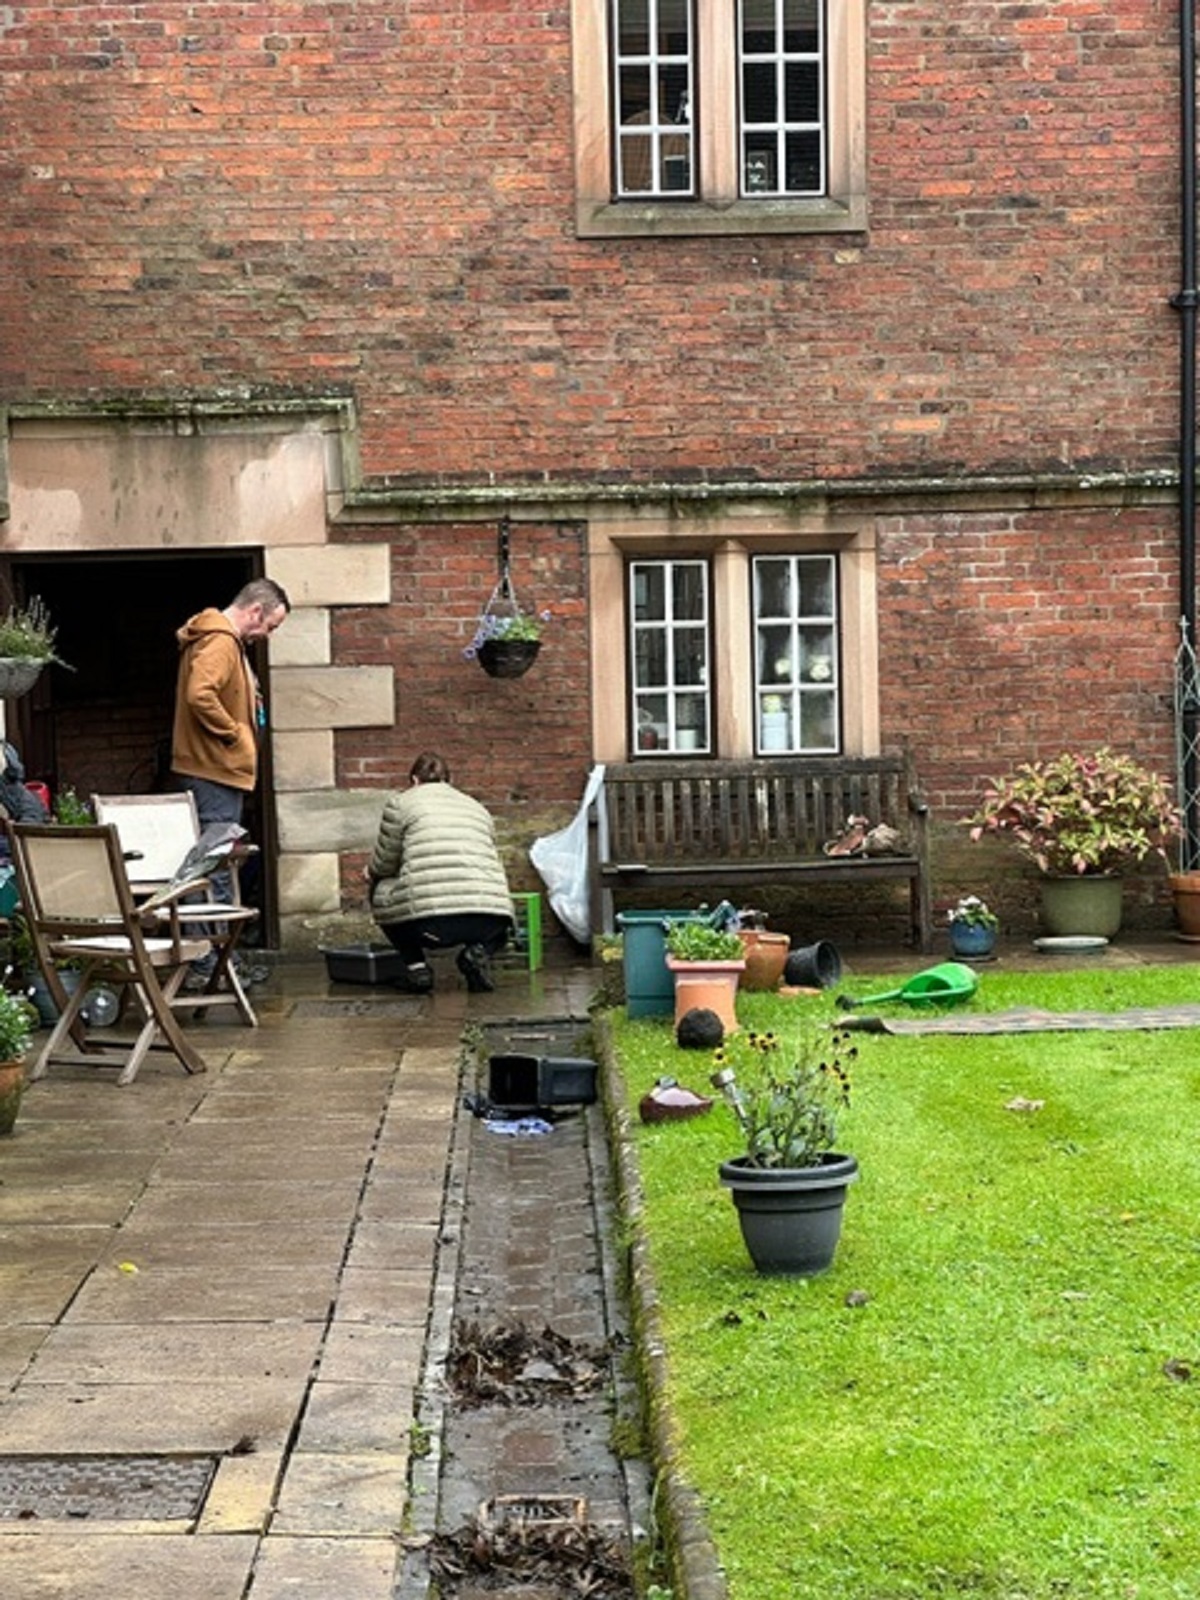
[594,754,933,951]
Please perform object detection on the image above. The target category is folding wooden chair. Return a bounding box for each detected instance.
[5,822,213,1086]
[92,792,259,1027]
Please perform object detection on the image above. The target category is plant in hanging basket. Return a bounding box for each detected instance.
[0,597,71,697]
[465,609,551,679]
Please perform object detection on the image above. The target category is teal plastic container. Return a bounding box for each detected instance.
[618,908,712,1019]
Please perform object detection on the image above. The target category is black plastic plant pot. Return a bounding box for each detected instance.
[718,1153,859,1276]
[477,639,541,679]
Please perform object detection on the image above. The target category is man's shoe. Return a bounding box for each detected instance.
[456,944,494,994]
[182,955,217,994]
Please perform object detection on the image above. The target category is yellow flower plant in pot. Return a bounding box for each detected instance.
[711,1025,859,1276]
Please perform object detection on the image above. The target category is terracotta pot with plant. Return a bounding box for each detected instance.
[664,921,746,1034]
[967,747,1180,938]
[0,985,38,1135]
[710,1024,858,1276]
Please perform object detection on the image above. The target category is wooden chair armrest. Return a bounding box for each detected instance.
[138,876,213,915]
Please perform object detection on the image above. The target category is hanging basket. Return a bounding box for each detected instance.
[0,658,46,699]
[478,638,541,679]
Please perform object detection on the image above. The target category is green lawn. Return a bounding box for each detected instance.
[608,966,1200,1600]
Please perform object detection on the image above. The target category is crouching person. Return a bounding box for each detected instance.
[367,751,514,994]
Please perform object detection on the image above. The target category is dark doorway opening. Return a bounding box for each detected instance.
[3,552,279,947]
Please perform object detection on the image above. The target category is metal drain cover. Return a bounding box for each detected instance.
[0,1454,218,1521]
[293,998,424,1018]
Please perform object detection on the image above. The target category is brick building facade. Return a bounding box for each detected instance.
[0,1,1191,947]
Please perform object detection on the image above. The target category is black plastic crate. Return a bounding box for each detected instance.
[487,1052,597,1110]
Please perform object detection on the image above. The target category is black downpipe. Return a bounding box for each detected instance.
[1172,0,1200,868]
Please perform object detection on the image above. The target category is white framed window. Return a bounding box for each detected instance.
[753,554,839,753]
[588,511,877,762]
[572,0,866,237]
[629,558,712,754]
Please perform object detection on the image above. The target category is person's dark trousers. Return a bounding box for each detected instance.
[176,776,244,906]
[175,776,245,973]
[382,915,508,985]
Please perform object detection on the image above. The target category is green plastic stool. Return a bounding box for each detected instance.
[510,891,543,972]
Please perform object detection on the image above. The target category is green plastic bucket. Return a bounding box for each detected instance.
[617,903,738,1019]
[617,909,709,1019]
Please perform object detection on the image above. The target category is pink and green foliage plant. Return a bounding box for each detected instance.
[968,747,1180,876]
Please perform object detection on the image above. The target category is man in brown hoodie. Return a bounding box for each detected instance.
[171,578,290,969]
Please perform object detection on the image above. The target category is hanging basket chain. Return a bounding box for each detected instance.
[463,517,546,674]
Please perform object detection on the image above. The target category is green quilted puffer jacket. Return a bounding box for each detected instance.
[368,781,515,927]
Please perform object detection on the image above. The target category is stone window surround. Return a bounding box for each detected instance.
[571,0,867,238]
[587,508,879,760]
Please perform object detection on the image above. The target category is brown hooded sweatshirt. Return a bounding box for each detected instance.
[171,608,259,792]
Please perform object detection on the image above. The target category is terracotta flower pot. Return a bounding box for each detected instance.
[737,929,790,991]
[666,956,745,1035]
[0,1058,25,1136]
[1168,872,1200,942]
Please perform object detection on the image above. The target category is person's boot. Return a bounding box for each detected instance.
[456,944,494,993]
[397,961,434,994]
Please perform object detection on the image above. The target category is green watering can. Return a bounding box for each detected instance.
[836,961,979,1010]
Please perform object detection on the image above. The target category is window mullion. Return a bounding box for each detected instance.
[697,0,737,202]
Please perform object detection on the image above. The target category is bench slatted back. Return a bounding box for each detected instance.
[603,757,917,863]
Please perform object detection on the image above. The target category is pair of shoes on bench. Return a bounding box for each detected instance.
[456,944,495,993]
[823,815,871,857]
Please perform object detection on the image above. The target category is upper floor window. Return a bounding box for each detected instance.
[572,0,866,237]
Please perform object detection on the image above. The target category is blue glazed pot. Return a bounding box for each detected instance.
[949,920,997,958]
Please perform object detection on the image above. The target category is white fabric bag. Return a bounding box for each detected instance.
[529,764,606,945]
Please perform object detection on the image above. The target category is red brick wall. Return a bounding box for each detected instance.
[333,516,592,830]
[879,502,1181,926]
[0,2,1183,483]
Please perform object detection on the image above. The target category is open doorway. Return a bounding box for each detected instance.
[2,552,280,947]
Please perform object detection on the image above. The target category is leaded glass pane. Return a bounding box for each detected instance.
[617,0,649,54]
[784,61,819,122]
[633,562,665,622]
[672,562,706,619]
[796,557,833,615]
[783,0,819,52]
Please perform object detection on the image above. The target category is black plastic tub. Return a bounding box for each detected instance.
[487,1053,598,1110]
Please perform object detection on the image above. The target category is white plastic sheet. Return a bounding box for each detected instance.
[528,764,606,945]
